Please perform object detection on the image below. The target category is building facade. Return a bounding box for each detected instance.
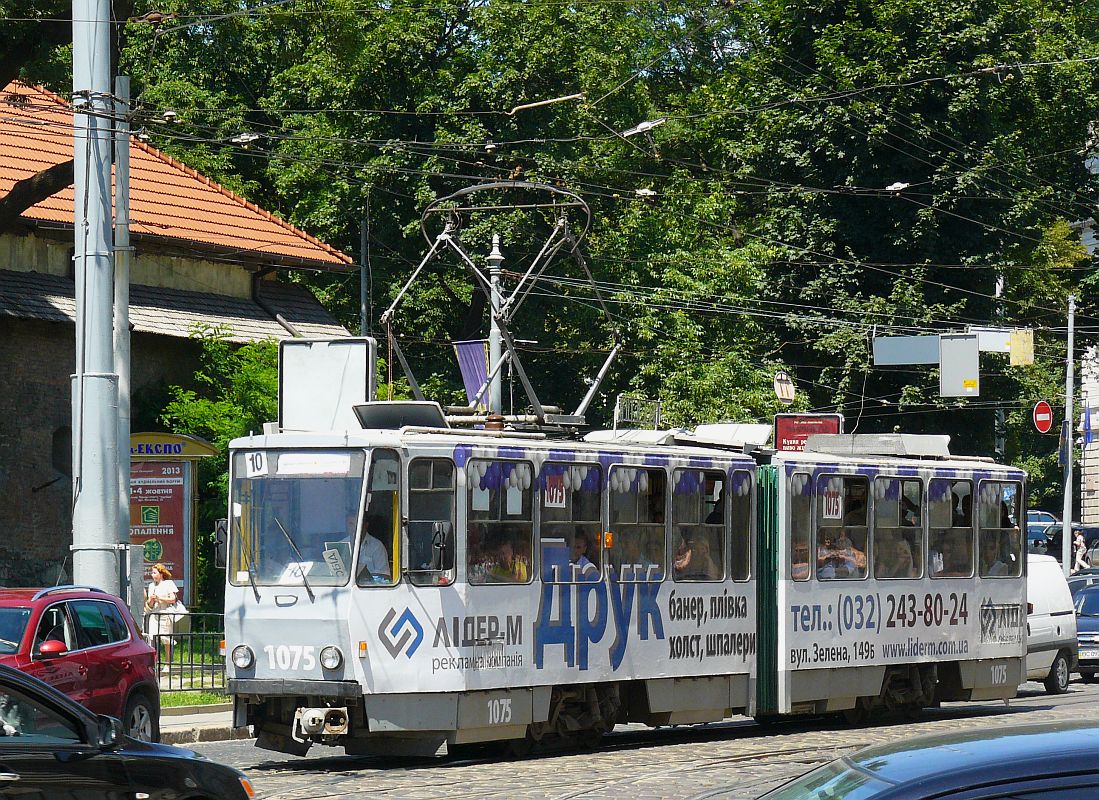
[0,82,352,584]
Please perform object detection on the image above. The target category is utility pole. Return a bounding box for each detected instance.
[994,273,1006,461]
[488,234,503,414]
[72,0,121,594]
[1063,294,1076,578]
[114,76,139,617]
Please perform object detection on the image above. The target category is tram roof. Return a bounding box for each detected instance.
[228,426,757,464]
[773,447,1025,475]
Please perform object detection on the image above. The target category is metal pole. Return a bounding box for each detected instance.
[994,273,1006,461]
[359,215,368,337]
[1063,294,1076,578]
[72,0,120,595]
[488,234,503,415]
[114,76,139,618]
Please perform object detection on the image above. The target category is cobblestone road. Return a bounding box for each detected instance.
[194,680,1099,799]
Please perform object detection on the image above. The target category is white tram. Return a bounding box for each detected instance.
[223,403,1026,757]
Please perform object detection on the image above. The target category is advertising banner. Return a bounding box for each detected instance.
[129,460,191,602]
[774,414,843,452]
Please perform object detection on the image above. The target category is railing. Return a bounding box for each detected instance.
[146,611,225,694]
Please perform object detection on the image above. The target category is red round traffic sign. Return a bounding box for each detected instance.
[1033,400,1054,434]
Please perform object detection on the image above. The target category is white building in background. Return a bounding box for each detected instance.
[1082,350,1099,524]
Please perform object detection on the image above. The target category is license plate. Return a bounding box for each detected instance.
[1082,649,1099,659]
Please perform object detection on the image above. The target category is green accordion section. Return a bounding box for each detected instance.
[755,464,779,715]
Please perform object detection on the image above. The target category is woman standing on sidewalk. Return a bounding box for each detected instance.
[145,563,179,671]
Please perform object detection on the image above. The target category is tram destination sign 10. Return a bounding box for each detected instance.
[1033,400,1054,434]
[775,413,843,452]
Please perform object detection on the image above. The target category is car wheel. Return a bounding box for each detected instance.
[125,693,160,742]
[1082,672,1098,684]
[1044,652,1070,694]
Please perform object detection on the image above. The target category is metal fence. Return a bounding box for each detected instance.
[146,611,226,694]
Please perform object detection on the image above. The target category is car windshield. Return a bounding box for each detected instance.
[0,608,31,653]
[1077,590,1099,616]
[229,449,366,587]
[759,759,892,800]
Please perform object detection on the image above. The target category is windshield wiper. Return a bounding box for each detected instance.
[272,515,315,602]
[232,517,261,602]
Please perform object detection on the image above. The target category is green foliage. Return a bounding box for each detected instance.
[160,328,278,611]
[10,0,1099,506]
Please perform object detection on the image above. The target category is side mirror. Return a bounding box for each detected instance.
[215,518,228,570]
[96,715,123,749]
[36,639,68,660]
[431,521,451,571]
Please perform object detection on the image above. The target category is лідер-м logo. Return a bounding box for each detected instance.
[379,608,424,658]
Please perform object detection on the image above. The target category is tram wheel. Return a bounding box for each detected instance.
[841,699,871,725]
[504,731,535,759]
[575,729,604,750]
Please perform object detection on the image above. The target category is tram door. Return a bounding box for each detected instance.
[755,465,780,715]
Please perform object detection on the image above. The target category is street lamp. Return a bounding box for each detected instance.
[621,117,667,137]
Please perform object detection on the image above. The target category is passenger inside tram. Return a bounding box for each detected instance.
[875,533,915,579]
[486,533,530,583]
[571,530,595,569]
[979,534,1012,576]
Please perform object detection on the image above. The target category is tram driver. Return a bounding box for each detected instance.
[354,514,392,583]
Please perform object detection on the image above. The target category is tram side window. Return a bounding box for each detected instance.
[672,469,725,582]
[789,473,811,581]
[815,475,869,580]
[729,470,752,581]
[540,463,602,583]
[405,458,456,587]
[608,467,666,582]
[467,460,534,584]
[355,449,400,586]
[978,481,1022,578]
[873,478,923,580]
[928,479,974,578]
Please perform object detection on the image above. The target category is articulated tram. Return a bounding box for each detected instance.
[222,403,1026,757]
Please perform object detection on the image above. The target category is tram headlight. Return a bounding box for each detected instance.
[320,646,344,670]
[231,645,255,669]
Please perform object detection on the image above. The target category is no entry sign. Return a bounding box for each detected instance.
[1033,400,1054,434]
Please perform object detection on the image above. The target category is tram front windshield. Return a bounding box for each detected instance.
[229,450,366,587]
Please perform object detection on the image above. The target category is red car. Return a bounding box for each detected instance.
[0,585,160,741]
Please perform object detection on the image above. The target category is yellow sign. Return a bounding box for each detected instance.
[1009,329,1035,367]
[129,432,217,459]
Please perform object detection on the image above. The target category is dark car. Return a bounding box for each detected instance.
[1076,584,1099,683]
[1044,523,1099,561]
[0,586,159,741]
[1068,572,1099,600]
[0,663,254,799]
[756,720,1099,799]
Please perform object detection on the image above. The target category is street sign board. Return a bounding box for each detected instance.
[1033,400,1054,434]
[939,333,980,397]
[774,413,843,452]
[773,371,795,405]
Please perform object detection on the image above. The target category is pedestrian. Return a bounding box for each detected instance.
[144,563,180,671]
[1074,530,1089,574]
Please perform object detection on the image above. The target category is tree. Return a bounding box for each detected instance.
[159,328,278,611]
[0,0,135,231]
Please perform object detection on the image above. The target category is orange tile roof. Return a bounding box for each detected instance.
[0,82,351,270]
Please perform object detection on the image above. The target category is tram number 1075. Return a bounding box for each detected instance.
[486,698,513,725]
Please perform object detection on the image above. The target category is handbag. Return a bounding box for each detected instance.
[170,600,188,624]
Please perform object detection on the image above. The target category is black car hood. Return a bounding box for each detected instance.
[117,735,202,761]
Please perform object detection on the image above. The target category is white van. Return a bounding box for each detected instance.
[1025,553,1079,693]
